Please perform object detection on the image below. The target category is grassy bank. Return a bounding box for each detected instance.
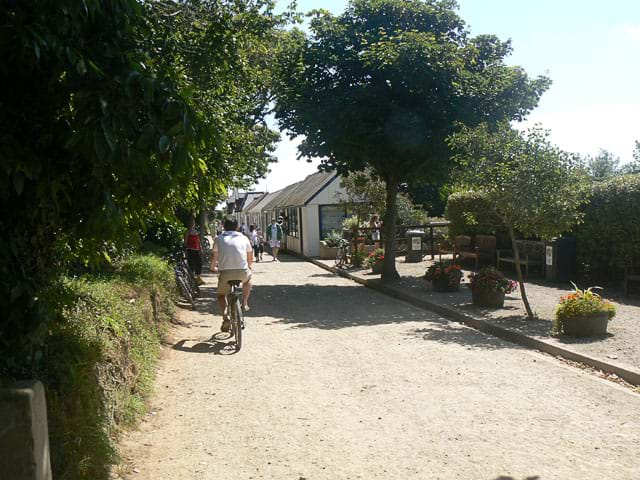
[44,254,175,480]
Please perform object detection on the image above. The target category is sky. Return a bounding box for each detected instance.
[253,0,640,192]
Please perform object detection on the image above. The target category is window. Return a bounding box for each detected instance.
[319,205,350,240]
[286,207,300,237]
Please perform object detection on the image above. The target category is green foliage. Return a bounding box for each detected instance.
[445,190,502,238]
[322,230,343,248]
[449,123,590,240]
[554,284,616,335]
[46,255,174,479]
[343,215,368,230]
[0,0,284,376]
[339,168,387,218]
[274,0,549,280]
[583,149,621,180]
[340,168,428,224]
[574,174,640,279]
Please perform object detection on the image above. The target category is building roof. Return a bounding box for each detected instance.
[246,190,284,214]
[238,191,265,212]
[262,170,338,210]
[243,193,267,213]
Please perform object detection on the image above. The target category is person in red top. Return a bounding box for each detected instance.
[185,218,205,285]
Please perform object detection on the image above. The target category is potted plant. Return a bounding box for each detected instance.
[365,248,385,274]
[320,230,342,259]
[554,283,616,337]
[424,260,462,292]
[467,267,518,308]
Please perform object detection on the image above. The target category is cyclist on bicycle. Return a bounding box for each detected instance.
[210,218,253,332]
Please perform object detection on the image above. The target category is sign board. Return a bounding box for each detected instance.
[412,237,422,251]
[546,246,553,266]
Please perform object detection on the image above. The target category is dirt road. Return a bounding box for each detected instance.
[118,256,640,479]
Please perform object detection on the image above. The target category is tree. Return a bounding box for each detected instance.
[339,168,428,227]
[449,122,590,320]
[584,149,621,180]
[273,0,550,282]
[0,0,283,379]
[619,140,640,174]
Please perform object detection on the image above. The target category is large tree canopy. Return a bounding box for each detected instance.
[0,0,283,378]
[449,122,590,319]
[274,0,550,281]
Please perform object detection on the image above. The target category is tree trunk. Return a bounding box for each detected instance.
[508,225,535,320]
[382,177,400,283]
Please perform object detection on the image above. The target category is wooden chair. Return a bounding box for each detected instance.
[456,234,497,270]
[438,235,470,262]
[497,240,545,277]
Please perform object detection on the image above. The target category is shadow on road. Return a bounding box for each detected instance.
[172,336,238,355]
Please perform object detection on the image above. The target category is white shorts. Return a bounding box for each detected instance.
[269,240,281,248]
[217,269,251,295]
[372,231,381,241]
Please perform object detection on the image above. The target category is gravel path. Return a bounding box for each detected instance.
[333,257,640,374]
[117,255,640,480]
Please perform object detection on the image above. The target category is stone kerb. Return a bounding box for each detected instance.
[0,380,52,480]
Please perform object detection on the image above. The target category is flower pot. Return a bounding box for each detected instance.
[371,261,384,274]
[319,243,340,260]
[471,289,506,308]
[561,311,610,337]
[432,276,461,292]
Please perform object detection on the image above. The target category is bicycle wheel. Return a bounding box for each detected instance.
[335,246,345,267]
[233,297,243,351]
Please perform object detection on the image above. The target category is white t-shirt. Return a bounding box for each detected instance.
[249,230,259,246]
[214,231,252,271]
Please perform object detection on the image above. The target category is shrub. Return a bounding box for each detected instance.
[365,248,385,267]
[468,267,518,294]
[322,230,343,248]
[554,284,616,334]
[445,190,501,238]
[45,254,175,480]
[575,174,640,280]
[424,260,462,286]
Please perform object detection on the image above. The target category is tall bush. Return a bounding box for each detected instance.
[445,190,501,238]
[576,174,640,280]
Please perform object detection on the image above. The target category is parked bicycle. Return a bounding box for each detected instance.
[335,238,352,268]
[171,251,200,310]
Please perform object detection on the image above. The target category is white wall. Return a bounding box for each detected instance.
[308,176,347,206]
[303,204,320,257]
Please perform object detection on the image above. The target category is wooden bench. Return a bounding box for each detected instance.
[497,240,545,277]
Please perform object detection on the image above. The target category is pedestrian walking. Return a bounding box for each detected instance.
[249,224,261,262]
[266,218,283,261]
[184,218,205,285]
[370,214,382,248]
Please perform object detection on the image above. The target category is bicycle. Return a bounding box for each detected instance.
[334,238,352,268]
[174,265,196,310]
[226,280,244,351]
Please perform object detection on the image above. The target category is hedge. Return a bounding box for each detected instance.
[45,254,175,480]
[575,174,640,280]
[444,190,501,238]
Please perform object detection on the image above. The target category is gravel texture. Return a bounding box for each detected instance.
[328,256,640,375]
[116,255,640,480]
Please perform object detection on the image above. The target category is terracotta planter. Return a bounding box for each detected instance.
[319,243,340,260]
[431,276,461,292]
[561,311,610,337]
[471,289,506,308]
[371,261,384,274]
